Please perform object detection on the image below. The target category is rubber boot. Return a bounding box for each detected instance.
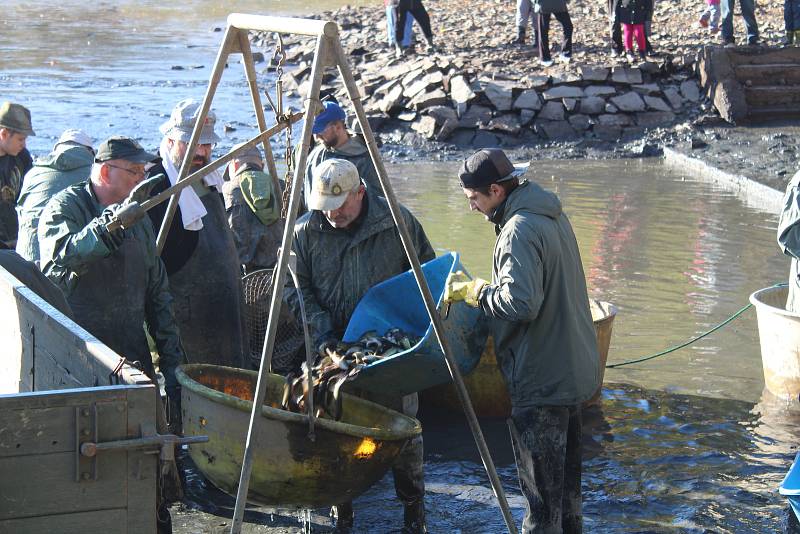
[510,27,526,45]
[795,30,800,45]
[401,501,427,534]
[426,38,437,55]
[332,502,354,532]
[782,31,794,46]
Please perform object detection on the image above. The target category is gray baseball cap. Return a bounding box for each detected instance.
[159,98,221,144]
[0,102,35,136]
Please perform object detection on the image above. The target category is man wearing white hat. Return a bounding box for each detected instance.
[16,128,94,265]
[289,158,433,533]
[146,98,247,369]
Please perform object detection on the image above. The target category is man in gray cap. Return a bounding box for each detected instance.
[16,129,95,265]
[38,136,186,402]
[289,158,433,533]
[0,102,35,247]
[445,148,599,534]
[222,142,282,273]
[303,100,380,211]
[146,98,247,369]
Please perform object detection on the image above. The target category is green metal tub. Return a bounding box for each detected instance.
[176,364,421,508]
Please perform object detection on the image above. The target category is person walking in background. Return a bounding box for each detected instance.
[699,0,722,33]
[784,0,800,45]
[534,0,573,67]
[720,0,759,46]
[617,0,652,60]
[394,0,435,57]
[609,0,624,55]
[386,0,416,49]
[0,102,35,248]
[510,0,539,46]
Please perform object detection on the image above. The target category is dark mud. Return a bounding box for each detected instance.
[171,383,800,533]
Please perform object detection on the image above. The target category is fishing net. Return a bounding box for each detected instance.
[242,268,304,374]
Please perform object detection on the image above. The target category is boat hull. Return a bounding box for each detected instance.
[420,300,617,418]
[177,364,421,508]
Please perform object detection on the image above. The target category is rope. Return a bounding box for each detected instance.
[605,282,788,369]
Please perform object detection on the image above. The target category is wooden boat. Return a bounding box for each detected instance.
[176,364,421,508]
[750,285,800,401]
[343,252,489,397]
[420,300,618,418]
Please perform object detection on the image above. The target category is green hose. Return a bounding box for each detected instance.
[605,283,788,369]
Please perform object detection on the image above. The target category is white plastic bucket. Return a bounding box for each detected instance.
[749,285,800,402]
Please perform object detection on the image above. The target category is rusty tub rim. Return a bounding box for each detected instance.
[175,364,422,441]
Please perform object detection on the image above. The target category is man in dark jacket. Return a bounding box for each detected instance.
[0,102,35,248]
[147,98,247,369]
[447,149,599,534]
[38,136,186,401]
[534,0,573,66]
[303,101,380,210]
[290,158,434,533]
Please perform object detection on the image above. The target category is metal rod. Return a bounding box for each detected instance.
[155,26,237,255]
[227,13,338,36]
[105,115,303,232]
[230,31,329,534]
[238,31,283,208]
[332,40,519,534]
[286,261,316,441]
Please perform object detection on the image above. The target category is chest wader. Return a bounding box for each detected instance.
[168,184,247,368]
[67,233,154,379]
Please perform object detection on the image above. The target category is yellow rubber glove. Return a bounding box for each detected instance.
[444,270,488,307]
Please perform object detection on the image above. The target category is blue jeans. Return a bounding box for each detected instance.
[386,5,415,47]
[721,0,759,42]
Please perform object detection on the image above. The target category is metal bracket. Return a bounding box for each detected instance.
[75,404,208,482]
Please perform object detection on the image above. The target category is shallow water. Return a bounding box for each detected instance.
[4,2,799,532]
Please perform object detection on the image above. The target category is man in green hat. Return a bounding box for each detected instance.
[0,102,35,247]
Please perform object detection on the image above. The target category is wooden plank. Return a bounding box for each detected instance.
[125,386,158,534]
[0,509,127,534]
[0,451,127,520]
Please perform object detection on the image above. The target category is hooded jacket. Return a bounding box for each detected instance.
[778,170,800,312]
[616,0,652,25]
[289,189,434,343]
[16,145,93,265]
[303,134,380,210]
[479,180,599,408]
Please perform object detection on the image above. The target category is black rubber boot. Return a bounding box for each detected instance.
[510,27,525,45]
[401,501,427,534]
[332,502,354,532]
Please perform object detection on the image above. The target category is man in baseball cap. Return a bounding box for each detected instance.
[289,157,433,532]
[447,147,598,534]
[16,129,96,264]
[0,102,35,247]
[302,100,380,211]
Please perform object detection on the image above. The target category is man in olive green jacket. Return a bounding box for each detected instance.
[447,148,599,534]
[16,130,94,265]
[289,158,433,533]
[38,136,186,403]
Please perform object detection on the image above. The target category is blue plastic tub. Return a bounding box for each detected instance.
[780,452,800,521]
[342,252,489,397]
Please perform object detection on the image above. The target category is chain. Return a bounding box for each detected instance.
[270,33,296,219]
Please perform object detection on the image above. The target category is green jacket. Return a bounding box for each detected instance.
[38,181,185,390]
[289,190,434,343]
[16,145,93,265]
[303,134,380,210]
[479,180,599,408]
[778,170,800,312]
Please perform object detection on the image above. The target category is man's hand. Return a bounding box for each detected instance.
[107,174,164,231]
[444,270,488,308]
[128,174,163,204]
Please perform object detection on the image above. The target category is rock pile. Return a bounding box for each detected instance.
[249,0,784,147]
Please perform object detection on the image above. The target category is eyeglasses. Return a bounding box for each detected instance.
[105,164,146,178]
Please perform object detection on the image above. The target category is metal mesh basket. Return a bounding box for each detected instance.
[242,268,305,374]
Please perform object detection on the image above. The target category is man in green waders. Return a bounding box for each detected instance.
[446,148,599,534]
[38,136,186,533]
[0,102,35,248]
[289,158,434,533]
